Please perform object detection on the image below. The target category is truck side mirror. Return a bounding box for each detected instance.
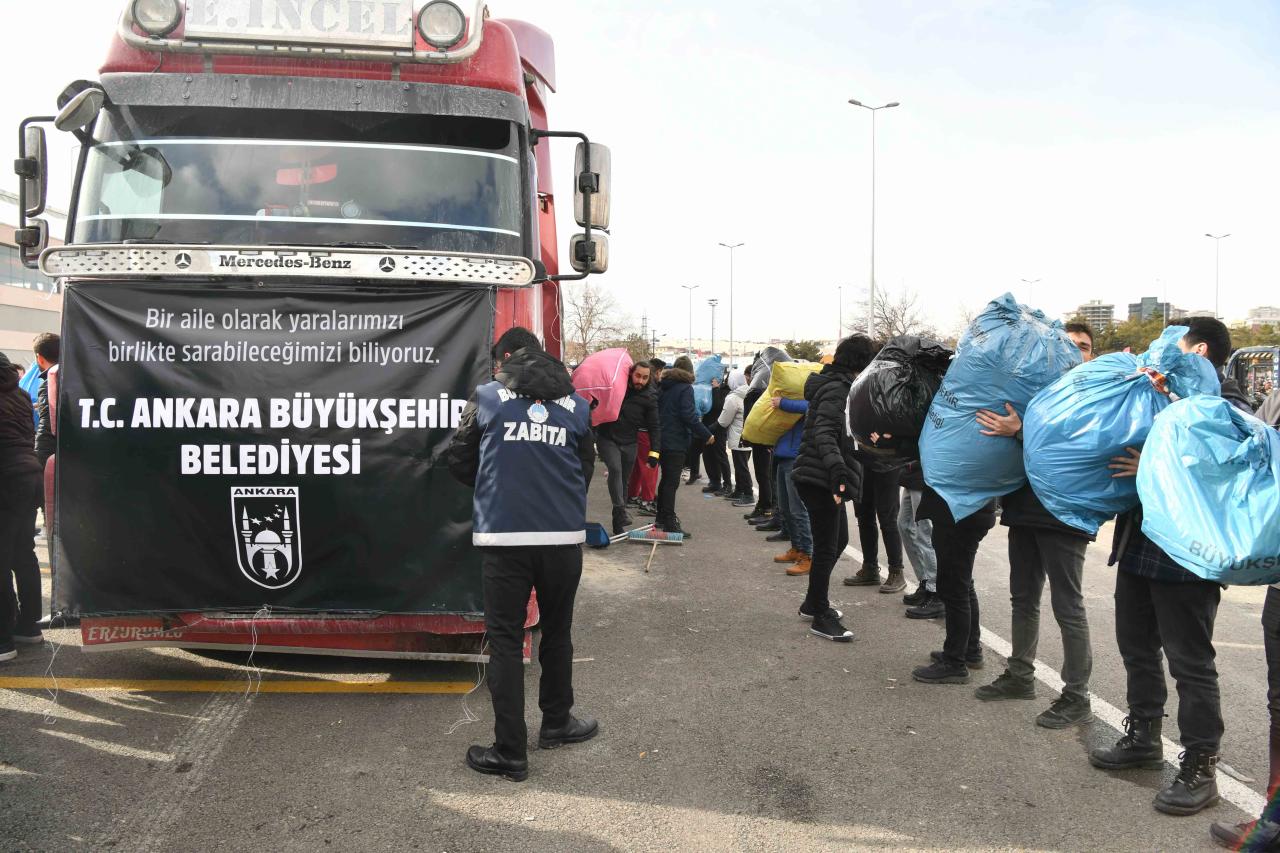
[55,85,106,133]
[15,125,48,218]
[570,232,609,275]
[574,142,611,231]
[15,219,49,268]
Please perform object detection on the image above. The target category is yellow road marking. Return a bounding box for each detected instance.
[0,678,475,694]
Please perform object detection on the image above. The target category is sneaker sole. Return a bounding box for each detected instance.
[879,585,907,594]
[843,578,881,587]
[538,727,599,750]
[931,653,985,671]
[0,650,16,662]
[12,635,43,645]
[1036,711,1095,730]
[1154,793,1220,816]
[974,689,1036,701]
[809,628,853,642]
[912,672,971,685]
[1088,754,1165,771]
[465,754,528,782]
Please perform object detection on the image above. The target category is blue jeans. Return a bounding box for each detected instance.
[898,488,936,592]
[774,458,812,555]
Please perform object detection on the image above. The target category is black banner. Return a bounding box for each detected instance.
[54,281,494,615]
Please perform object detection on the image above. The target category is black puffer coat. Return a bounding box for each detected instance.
[0,352,41,480]
[792,365,863,500]
[598,383,661,448]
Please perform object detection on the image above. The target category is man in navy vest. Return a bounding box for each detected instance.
[448,327,598,781]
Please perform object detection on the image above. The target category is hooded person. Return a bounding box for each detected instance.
[0,352,44,658]
[792,335,875,642]
[656,356,713,537]
[447,327,598,782]
[719,368,754,503]
[596,361,662,533]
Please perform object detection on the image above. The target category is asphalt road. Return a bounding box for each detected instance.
[1,472,1271,852]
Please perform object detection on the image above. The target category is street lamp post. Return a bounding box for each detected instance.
[708,299,719,354]
[1205,233,1231,319]
[681,284,699,356]
[1021,278,1041,306]
[719,242,743,365]
[849,97,899,338]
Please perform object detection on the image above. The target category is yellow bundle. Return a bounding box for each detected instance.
[741,361,822,446]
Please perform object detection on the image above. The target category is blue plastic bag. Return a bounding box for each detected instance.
[1023,326,1221,534]
[1138,396,1280,585]
[19,361,40,429]
[692,355,723,417]
[920,293,1083,520]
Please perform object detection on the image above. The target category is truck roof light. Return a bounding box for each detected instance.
[132,0,182,37]
[417,1,467,49]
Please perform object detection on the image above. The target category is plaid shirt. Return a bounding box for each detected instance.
[1111,509,1203,584]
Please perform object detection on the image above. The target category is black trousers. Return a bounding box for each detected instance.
[933,515,991,665]
[704,427,731,490]
[1,469,44,642]
[854,467,904,571]
[481,545,583,762]
[798,482,849,616]
[1264,587,1280,813]
[687,436,706,480]
[656,451,687,524]
[751,446,773,509]
[732,449,752,496]
[1115,570,1223,753]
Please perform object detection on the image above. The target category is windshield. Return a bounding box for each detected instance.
[73,107,524,256]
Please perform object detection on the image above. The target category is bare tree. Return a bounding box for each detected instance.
[563,280,626,363]
[852,289,938,341]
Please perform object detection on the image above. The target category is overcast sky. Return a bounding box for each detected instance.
[3,1,1276,344]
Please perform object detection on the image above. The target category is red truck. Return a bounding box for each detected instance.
[13,0,611,661]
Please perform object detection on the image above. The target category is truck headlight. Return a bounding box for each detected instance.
[417,1,466,49]
[132,0,182,37]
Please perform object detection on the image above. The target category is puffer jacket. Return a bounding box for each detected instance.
[598,383,661,449]
[658,368,711,453]
[718,385,748,450]
[0,352,42,480]
[35,368,55,465]
[792,365,863,499]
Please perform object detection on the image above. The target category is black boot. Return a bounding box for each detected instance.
[465,745,528,782]
[611,507,632,535]
[1089,715,1164,770]
[539,715,599,749]
[1155,751,1220,815]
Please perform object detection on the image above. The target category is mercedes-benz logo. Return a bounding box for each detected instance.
[174,252,193,270]
[379,257,397,273]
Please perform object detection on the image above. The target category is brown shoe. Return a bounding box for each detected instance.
[773,548,803,564]
[842,564,881,586]
[786,556,812,576]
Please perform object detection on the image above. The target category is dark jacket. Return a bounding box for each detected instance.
[1221,376,1254,414]
[703,382,729,428]
[899,459,925,492]
[657,369,711,453]
[917,483,997,531]
[792,366,863,499]
[35,367,54,465]
[1001,482,1094,542]
[0,353,42,481]
[447,347,596,547]
[599,383,661,449]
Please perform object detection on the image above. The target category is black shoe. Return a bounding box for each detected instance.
[905,594,946,620]
[685,477,703,486]
[611,507,632,536]
[663,517,691,539]
[902,583,929,606]
[539,715,599,749]
[842,565,881,586]
[637,502,658,517]
[912,660,970,684]
[737,496,762,508]
[0,640,15,662]
[747,512,775,526]
[1089,715,1164,770]
[1036,694,1093,729]
[798,604,843,621]
[727,491,752,502]
[1155,751,1220,816]
[12,626,43,645]
[36,614,80,629]
[1210,818,1280,851]
[765,531,790,543]
[810,609,853,642]
[701,484,722,494]
[931,649,985,671]
[465,745,528,782]
[756,519,783,532]
[974,671,1036,701]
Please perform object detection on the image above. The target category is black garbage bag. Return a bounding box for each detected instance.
[846,335,953,459]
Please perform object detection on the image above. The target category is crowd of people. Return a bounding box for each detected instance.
[576,316,1280,849]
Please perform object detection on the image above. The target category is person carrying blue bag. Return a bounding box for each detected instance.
[1022,325,1221,536]
[1091,317,1252,819]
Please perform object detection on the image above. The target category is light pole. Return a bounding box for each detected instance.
[849,97,900,338]
[719,241,743,365]
[681,284,699,356]
[708,298,719,354]
[1021,278,1041,306]
[1205,233,1231,318]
